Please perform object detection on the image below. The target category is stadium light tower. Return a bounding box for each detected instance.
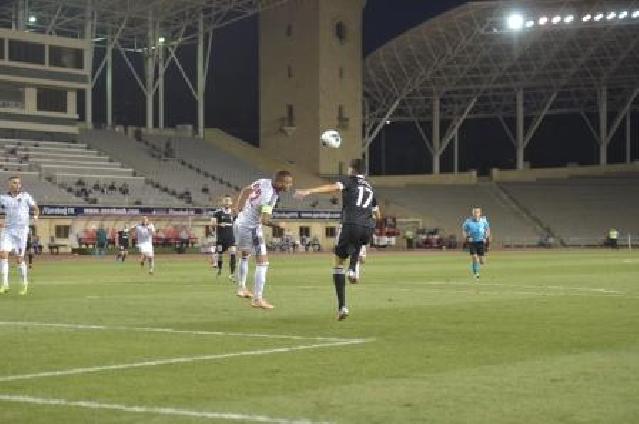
[27,15,37,24]
[507,13,524,30]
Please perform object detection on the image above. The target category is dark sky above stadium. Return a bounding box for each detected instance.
[91,1,635,175]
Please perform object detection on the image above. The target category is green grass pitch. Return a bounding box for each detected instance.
[0,250,638,423]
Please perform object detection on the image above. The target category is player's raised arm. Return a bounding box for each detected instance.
[294,183,342,199]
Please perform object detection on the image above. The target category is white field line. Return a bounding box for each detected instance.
[0,339,367,383]
[375,281,626,295]
[0,394,332,424]
[0,340,368,382]
[0,321,358,343]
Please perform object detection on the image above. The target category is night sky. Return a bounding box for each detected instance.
[88,0,637,175]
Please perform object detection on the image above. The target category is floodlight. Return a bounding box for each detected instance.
[594,13,604,21]
[632,10,639,18]
[551,15,562,24]
[606,12,617,20]
[582,14,592,22]
[525,20,535,28]
[27,15,36,23]
[539,16,549,25]
[563,15,574,23]
[507,13,525,30]
[619,11,628,19]
[158,36,166,44]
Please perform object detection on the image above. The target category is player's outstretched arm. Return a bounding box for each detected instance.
[32,204,39,221]
[294,183,341,199]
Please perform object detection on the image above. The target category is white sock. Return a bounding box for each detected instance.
[238,257,249,290]
[1,259,8,287]
[19,262,28,286]
[354,261,360,280]
[253,263,269,300]
[148,257,154,272]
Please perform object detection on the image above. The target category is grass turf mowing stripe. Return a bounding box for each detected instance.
[0,394,332,424]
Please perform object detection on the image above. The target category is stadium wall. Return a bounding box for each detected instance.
[368,172,478,187]
[491,163,639,181]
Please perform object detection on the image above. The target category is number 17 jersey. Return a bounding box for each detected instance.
[336,175,376,229]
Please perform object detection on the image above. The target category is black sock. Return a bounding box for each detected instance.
[333,268,346,309]
[230,254,236,274]
[217,256,223,271]
[28,253,33,266]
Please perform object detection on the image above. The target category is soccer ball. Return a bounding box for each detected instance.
[320,129,342,148]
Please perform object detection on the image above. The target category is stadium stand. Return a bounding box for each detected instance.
[83,130,340,210]
[0,138,185,206]
[499,174,639,246]
[375,182,542,245]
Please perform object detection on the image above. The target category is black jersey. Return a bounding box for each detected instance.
[214,208,235,238]
[117,230,130,247]
[338,175,376,228]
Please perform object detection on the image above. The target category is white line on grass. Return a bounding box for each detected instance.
[0,321,358,342]
[0,339,368,383]
[389,281,626,295]
[0,394,332,424]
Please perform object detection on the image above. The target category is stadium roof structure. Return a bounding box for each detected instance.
[1,0,289,136]
[0,0,287,45]
[363,0,639,172]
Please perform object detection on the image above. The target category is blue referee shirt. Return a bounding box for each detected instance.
[463,217,490,242]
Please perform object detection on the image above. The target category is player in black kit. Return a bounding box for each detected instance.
[295,158,380,320]
[211,195,237,280]
[116,227,130,262]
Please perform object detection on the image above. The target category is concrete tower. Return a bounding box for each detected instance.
[259,0,364,175]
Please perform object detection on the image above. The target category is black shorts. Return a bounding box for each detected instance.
[216,235,235,253]
[119,242,129,251]
[468,241,485,256]
[335,224,373,260]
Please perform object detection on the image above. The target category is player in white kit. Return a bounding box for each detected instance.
[133,216,155,274]
[234,171,293,309]
[0,176,39,295]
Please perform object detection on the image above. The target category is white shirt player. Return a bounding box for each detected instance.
[0,192,36,231]
[236,179,278,229]
[135,223,155,246]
